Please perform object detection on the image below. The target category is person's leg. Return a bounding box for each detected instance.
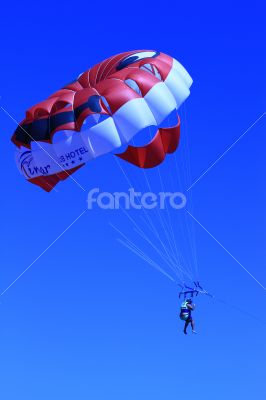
[190,319,197,333]
[184,320,189,334]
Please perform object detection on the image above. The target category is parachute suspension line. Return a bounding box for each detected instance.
[214,296,266,326]
[131,218,190,279]
[118,238,176,282]
[144,128,181,265]
[110,223,176,282]
[133,127,183,275]
[155,110,196,281]
[182,103,199,279]
[118,207,181,277]
[156,162,183,271]
[152,113,195,280]
[112,105,201,285]
[137,214,189,282]
[173,111,195,277]
[114,157,181,279]
[183,104,199,278]
[139,215,191,281]
[170,105,199,281]
[114,125,198,284]
[140,167,180,269]
[140,169,178,264]
[112,159,179,278]
[114,155,173,258]
[134,226,193,281]
[136,209,176,266]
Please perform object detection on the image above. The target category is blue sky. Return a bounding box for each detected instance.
[0,1,265,399]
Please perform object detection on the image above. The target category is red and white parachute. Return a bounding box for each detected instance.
[12,50,192,191]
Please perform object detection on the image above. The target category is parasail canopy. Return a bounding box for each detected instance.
[12,50,192,191]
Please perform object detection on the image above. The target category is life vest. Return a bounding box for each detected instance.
[180,301,190,317]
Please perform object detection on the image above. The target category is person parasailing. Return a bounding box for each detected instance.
[179,298,197,334]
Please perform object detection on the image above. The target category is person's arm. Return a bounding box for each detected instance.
[187,303,195,311]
